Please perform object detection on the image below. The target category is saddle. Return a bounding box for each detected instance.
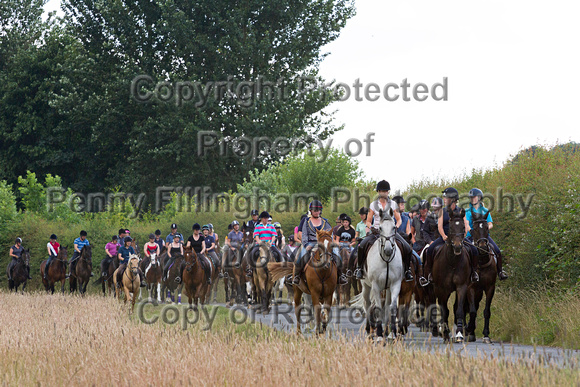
[199,254,212,271]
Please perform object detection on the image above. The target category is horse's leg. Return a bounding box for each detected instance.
[369,284,384,339]
[466,287,478,342]
[454,285,468,343]
[482,285,495,343]
[294,288,304,335]
[388,282,402,341]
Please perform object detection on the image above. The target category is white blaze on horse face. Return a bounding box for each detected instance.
[324,239,329,250]
[455,221,460,226]
[480,223,483,228]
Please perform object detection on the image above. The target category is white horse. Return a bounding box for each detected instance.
[352,208,403,341]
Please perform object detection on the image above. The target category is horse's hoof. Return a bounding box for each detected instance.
[468,334,476,342]
[482,336,491,344]
[387,332,396,343]
[455,332,464,343]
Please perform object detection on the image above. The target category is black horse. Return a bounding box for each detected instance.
[7,249,31,293]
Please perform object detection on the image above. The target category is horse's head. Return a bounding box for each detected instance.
[183,247,197,272]
[471,211,490,252]
[59,245,68,260]
[81,245,92,262]
[21,249,31,265]
[448,208,466,255]
[150,252,158,266]
[378,209,396,257]
[128,254,140,275]
[313,230,333,266]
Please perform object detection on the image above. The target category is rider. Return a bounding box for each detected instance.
[293,201,348,286]
[203,224,220,277]
[392,196,411,239]
[154,229,165,250]
[208,223,219,245]
[355,207,368,239]
[44,234,60,280]
[273,222,285,250]
[8,237,31,280]
[465,188,508,281]
[164,233,185,283]
[246,211,283,277]
[118,229,127,244]
[186,223,212,284]
[334,214,356,252]
[102,235,119,277]
[410,200,429,254]
[354,180,415,282]
[165,223,184,245]
[116,236,146,287]
[68,230,91,278]
[242,209,260,236]
[420,187,479,287]
[144,233,160,258]
[422,197,442,245]
[225,220,244,271]
[282,235,299,262]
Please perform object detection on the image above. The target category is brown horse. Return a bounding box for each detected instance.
[431,208,471,343]
[224,246,247,305]
[397,249,421,335]
[113,254,141,313]
[459,211,497,343]
[141,252,163,302]
[252,242,275,314]
[270,230,338,335]
[336,247,353,307]
[182,247,209,309]
[70,245,92,295]
[7,249,30,293]
[41,246,68,294]
[160,252,183,303]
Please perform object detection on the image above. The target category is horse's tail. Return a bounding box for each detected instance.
[350,290,364,309]
[267,262,294,282]
[92,276,105,286]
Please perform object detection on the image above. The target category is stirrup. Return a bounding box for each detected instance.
[471,271,480,283]
[354,268,364,279]
[345,269,353,277]
[292,275,301,285]
[245,270,253,278]
[218,272,224,278]
[498,270,508,281]
[339,274,348,285]
[405,270,414,282]
[174,276,181,284]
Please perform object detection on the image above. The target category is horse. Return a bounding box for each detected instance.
[336,246,353,307]
[206,251,221,304]
[141,252,163,302]
[224,245,247,306]
[269,230,338,335]
[6,249,30,293]
[397,250,420,335]
[160,253,183,304]
[70,245,92,295]
[41,246,68,294]
[113,254,141,313]
[252,242,275,314]
[351,209,403,341]
[181,247,210,309]
[458,210,497,343]
[431,207,471,343]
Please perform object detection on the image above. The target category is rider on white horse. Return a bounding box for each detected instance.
[354,180,414,282]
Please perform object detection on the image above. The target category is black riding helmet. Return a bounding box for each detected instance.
[392,195,405,204]
[442,187,459,200]
[80,230,87,236]
[50,234,57,240]
[192,223,201,230]
[259,211,270,219]
[309,200,322,211]
[419,199,430,210]
[469,188,483,199]
[251,209,259,216]
[376,180,390,191]
[124,236,132,243]
[359,207,369,215]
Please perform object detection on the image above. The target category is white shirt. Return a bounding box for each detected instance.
[370,198,398,228]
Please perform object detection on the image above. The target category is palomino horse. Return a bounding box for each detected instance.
[7,249,30,293]
[142,252,163,302]
[459,211,497,343]
[113,254,141,313]
[270,230,338,335]
[70,245,92,295]
[160,253,183,303]
[41,246,68,294]
[432,207,471,343]
[182,247,210,309]
[351,209,403,341]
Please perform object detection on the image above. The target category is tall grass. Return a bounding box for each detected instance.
[0,292,577,385]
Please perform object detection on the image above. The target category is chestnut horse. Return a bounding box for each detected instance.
[182,247,210,309]
[458,211,497,343]
[113,254,141,313]
[269,230,338,335]
[41,246,68,294]
[431,207,471,343]
[70,245,92,295]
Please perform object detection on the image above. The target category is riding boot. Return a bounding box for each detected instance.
[138,269,146,287]
[354,243,366,280]
[205,264,212,285]
[292,255,304,285]
[403,258,413,282]
[496,251,508,280]
[44,261,50,280]
[419,252,432,287]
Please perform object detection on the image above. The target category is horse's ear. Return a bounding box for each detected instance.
[484,210,490,219]
[379,209,384,219]
[389,208,393,218]
[460,208,465,218]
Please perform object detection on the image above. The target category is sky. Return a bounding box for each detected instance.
[44,0,580,191]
